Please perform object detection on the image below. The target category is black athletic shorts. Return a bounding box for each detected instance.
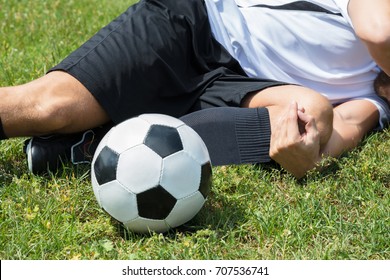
[50,0,286,124]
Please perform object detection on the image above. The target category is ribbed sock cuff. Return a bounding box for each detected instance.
[235,107,271,163]
[180,107,272,166]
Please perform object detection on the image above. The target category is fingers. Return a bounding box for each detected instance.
[297,109,320,144]
[287,101,298,123]
[297,109,313,125]
[287,101,302,141]
[270,101,300,157]
[297,104,305,113]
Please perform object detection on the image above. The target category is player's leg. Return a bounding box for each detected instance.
[181,84,333,176]
[0,71,112,174]
[321,99,379,158]
[0,71,110,138]
[241,84,334,149]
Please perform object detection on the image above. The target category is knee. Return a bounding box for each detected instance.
[301,91,333,148]
[242,85,334,148]
[274,86,334,148]
[28,71,98,135]
[31,92,74,135]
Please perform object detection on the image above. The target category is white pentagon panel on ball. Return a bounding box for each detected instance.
[106,117,151,154]
[138,113,184,128]
[91,167,103,207]
[177,125,210,165]
[98,181,139,223]
[116,145,163,194]
[123,217,171,234]
[160,151,201,199]
[165,191,206,229]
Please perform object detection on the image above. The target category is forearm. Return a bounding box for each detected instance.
[348,0,390,75]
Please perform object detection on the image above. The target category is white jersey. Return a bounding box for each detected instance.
[204,0,390,128]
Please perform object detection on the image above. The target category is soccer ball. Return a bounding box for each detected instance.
[91,114,212,233]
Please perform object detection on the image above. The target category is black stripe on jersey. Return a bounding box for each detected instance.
[238,1,342,17]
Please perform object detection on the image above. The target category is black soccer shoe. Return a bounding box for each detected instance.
[24,124,112,175]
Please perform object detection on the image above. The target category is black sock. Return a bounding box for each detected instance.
[0,118,8,140]
[180,107,271,166]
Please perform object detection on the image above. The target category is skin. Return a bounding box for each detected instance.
[323,100,379,158]
[0,71,109,137]
[348,0,390,77]
[268,101,321,179]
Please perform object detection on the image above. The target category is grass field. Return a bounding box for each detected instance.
[0,0,389,260]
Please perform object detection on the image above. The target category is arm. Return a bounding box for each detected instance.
[348,0,390,76]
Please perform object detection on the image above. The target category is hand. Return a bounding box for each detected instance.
[269,101,321,178]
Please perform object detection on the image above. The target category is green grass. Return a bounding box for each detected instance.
[0,0,389,260]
